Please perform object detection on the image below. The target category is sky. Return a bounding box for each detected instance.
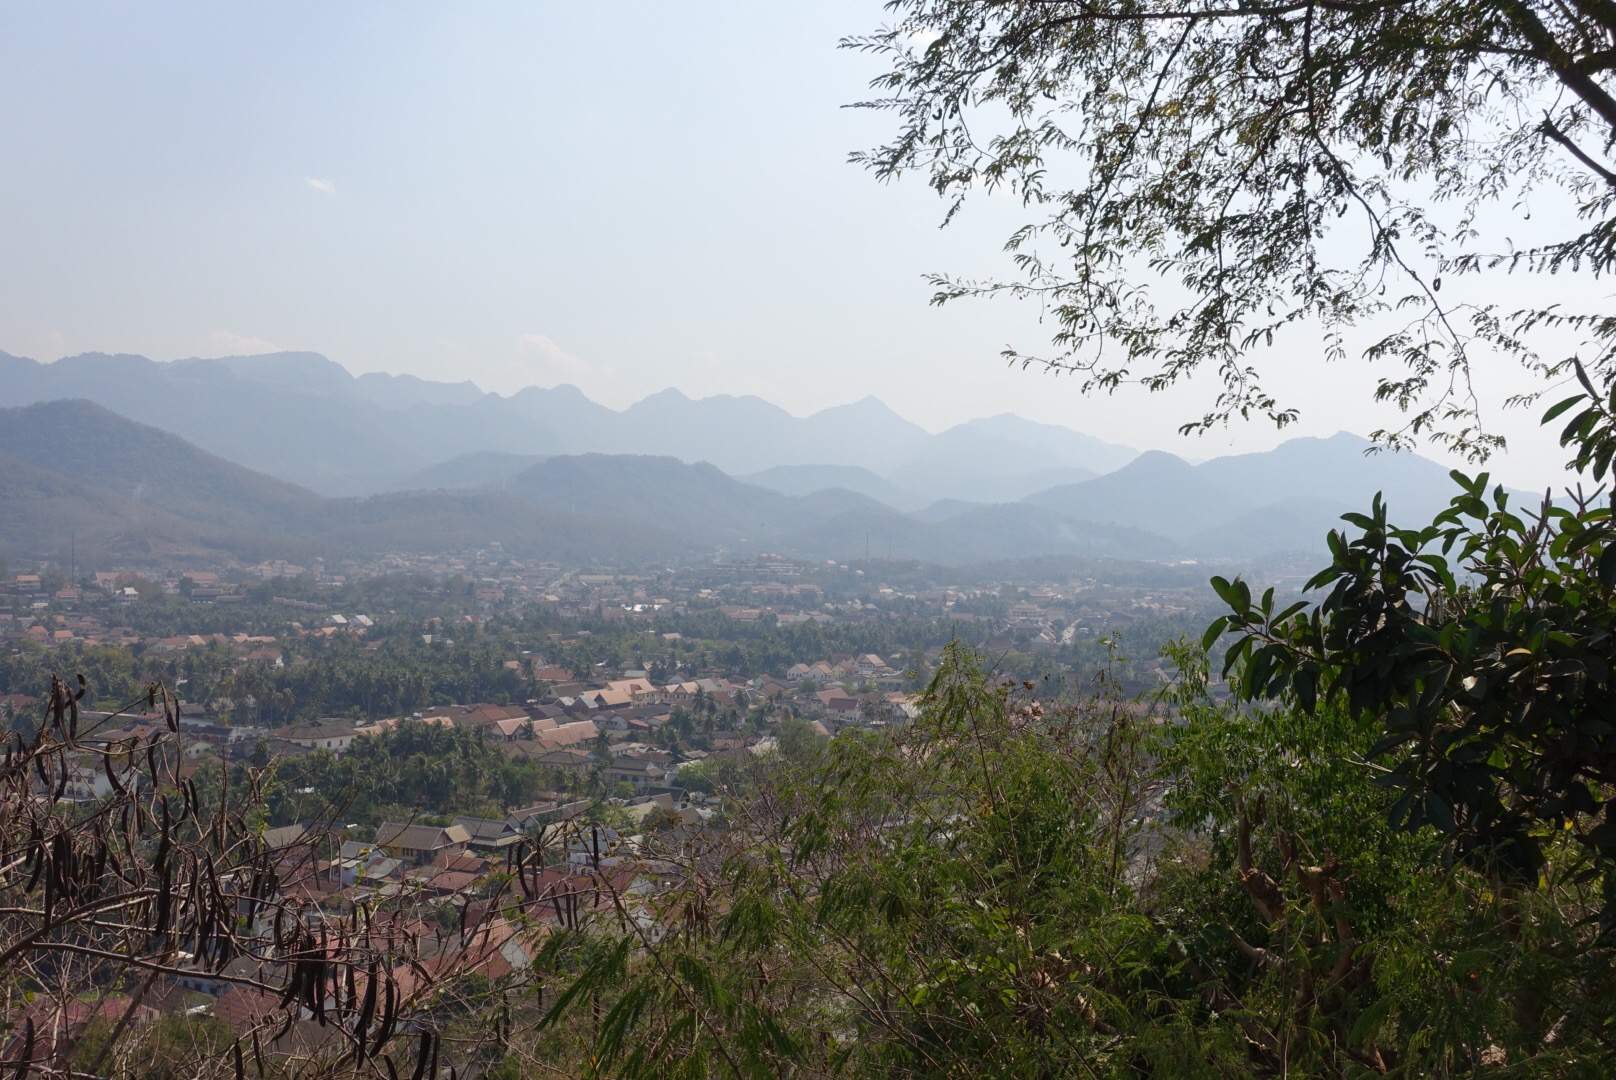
[0,1,1596,489]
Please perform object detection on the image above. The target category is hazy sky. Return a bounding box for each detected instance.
[0,1,1593,488]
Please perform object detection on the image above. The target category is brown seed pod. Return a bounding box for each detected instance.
[104,747,128,797]
[371,976,397,1058]
[14,1017,34,1078]
[409,1030,433,1080]
[354,959,379,1064]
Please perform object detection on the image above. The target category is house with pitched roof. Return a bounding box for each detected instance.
[374,822,470,866]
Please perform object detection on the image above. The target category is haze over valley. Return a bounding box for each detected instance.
[0,349,1482,569]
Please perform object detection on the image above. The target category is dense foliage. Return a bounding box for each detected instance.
[263,721,581,826]
[1211,379,1616,926]
[535,644,1616,1075]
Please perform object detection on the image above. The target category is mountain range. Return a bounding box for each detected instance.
[0,400,1173,568]
[1019,434,1468,555]
[0,389,1483,572]
[0,401,683,566]
[0,350,1135,501]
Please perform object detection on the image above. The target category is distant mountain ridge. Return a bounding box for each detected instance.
[0,351,1513,569]
[0,401,1169,568]
[887,413,1130,503]
[1021,432,1494,556]
[396,452,550,492]
[502,454,1180,564]
[0,398,1501,572]
[0,400,676,565]
[0,349,1136,500]
[741,464,928,512]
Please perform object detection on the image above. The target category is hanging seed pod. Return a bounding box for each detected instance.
[52,833,73,900]
[165,734,181,788]
[371,977,397,1058]
[409,1031,433,1080]
[154,861,174,939]
[279,955,304,1009]
[14,1017,34,1078]
[24,841,44,893]
[305,930,328,1023]
[47,675,65,734]
[155,797,172,874]
[104,747,127,797]
[353,959,379,1064]
[41,854,56,926]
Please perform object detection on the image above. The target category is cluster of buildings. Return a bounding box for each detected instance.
[2,792,709,1066]
[0,547,1229,1068]
[3,544,1213,662]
